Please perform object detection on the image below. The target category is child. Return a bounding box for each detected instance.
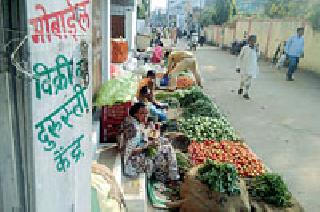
[236,35,259,100]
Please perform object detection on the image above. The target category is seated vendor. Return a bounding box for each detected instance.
[137,70,156,97]
[138,86,167,122]
[121,102,179,181]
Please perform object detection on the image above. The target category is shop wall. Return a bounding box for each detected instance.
[27,0,93,211]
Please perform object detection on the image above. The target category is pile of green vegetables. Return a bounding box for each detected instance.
[182,99,221,119]
[176,152,192,175]
[178,86,210,107]
[197,159,241,196]
[178,116,239,142]
[248,173,292,207]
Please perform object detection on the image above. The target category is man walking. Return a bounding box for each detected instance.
[285,28,305,81]
[236,35,259,100]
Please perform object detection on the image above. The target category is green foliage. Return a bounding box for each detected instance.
[197,159,241,195]
[264,0,309,18]
[308,3,320,30]
[137,5,146,19]
[264,0,289,18]
[249,173,292,207]
[200,0,237,26]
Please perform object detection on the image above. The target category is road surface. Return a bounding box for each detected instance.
[196,46,320,212]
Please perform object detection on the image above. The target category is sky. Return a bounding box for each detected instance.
[151,0,167,11]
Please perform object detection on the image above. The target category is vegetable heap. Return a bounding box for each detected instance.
[178,116,239,142]
[188,141,265,177]
[248,173,292,207]
[197,159,241,196]
[176,76,194,89]
[178,86,209,107]
[182,99,221,119]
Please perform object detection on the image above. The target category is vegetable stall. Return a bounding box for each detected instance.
[152,85,303,211]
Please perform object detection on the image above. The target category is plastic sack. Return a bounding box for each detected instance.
[95,73,138,107]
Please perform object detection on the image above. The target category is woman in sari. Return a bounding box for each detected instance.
[121,102,179,182]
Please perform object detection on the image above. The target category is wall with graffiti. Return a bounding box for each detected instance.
[27,0,92,211]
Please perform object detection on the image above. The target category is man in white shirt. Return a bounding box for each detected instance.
[236,35,259,100]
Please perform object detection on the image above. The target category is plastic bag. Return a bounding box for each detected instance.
[95,73,138,106]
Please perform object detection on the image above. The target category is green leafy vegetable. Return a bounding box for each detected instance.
[248,173,292,207]
[197,159,241,196]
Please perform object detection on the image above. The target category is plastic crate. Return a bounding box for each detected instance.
[100,101,132,143]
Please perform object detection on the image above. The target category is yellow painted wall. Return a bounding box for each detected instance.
[223,27,235,46]
[235,20,250,40]
[300,27,320,71]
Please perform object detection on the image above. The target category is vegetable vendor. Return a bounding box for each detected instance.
[121,102,179,182]
[137,70,156,97]
[168,57,202,87]
[137,86,167,122]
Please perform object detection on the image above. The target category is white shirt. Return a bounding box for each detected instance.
[236,45,260,78]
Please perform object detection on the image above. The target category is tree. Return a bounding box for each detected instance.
[200,0,236,26]
[137,5,146,19]
[264,0,290,18]
[264,0,309,18]
[214,0,232,25]
[308,3,320,30]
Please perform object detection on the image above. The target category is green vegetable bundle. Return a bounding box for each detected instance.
[178,116,239,142]
[176,152,192,173]
[178,86,210,107]
[248,173,292,207]
[197,159,241,196]
[182,99,221,119]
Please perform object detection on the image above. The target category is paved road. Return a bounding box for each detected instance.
[195,46,320,212]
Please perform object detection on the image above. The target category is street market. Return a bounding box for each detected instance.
[1,0,320,212]
[92,39,304,211]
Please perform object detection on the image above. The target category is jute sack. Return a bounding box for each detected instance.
[179,166,250,212]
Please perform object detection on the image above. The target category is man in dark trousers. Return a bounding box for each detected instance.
[285,27,305,81]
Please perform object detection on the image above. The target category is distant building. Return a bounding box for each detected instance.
[168,0,187,30]
[151,8,167,27]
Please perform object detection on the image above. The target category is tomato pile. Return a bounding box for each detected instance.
[188,140,265,177]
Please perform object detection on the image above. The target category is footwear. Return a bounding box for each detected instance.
[238,89,243,95]
[243,94,250,100]
[286,74,294,81]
